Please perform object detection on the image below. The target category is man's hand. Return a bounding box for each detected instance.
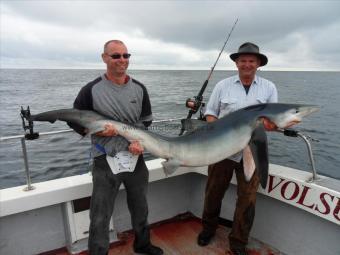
[206,115,218,123]
[96,123,119,136]
[128,140,144,155]
[262,117,277,131]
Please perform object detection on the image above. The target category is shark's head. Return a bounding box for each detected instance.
[258,103,319,129]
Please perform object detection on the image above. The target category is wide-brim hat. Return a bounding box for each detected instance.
[230,42,268,66]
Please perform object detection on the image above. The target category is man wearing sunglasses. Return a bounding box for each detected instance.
[69,40,163,255]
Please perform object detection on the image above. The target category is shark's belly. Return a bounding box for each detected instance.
[175,126,252,166]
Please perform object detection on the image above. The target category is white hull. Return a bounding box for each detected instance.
[1,160,339,255]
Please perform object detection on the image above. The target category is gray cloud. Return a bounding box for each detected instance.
[1,0,340,70]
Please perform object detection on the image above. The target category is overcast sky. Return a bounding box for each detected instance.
[1,0,339,71]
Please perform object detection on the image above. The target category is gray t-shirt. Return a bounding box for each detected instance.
[71,74,153,157]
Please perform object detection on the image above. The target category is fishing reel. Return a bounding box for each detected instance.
[20,106,39,140]
[185,96,206,120]
[185,97,201,114]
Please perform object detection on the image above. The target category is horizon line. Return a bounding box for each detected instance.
[1,67,339,72]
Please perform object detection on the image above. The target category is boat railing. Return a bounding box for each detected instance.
[277,128,320,182]
[0,120,319,192]
[0,118,183,191]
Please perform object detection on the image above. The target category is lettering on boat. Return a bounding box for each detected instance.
[262,175,340,224]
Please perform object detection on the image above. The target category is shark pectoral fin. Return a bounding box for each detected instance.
[243,146,256,182]
[161,159,181,176]
[249,124,269,189]
[87,123,105,135]
[88,127,105,135]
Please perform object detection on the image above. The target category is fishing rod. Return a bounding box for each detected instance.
[179,18,238,136]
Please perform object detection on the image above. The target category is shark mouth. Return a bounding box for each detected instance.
[284,120,301,128]
[261,117,278,130]
[261,117,301,130]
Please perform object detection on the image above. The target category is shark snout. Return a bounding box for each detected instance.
[297,105,320,118]
[282,105,319,129]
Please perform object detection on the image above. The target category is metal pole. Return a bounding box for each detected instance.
[297,133,319,182]
[20,137,35,191]
[278,129,319,182]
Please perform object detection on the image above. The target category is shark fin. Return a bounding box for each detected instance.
[87,127,105,135]
[161,159,181,176]
[87,122,105,135]
[180,119,207,133]
[249,124,269,189]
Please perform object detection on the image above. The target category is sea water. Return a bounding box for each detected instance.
[0,69,339,188]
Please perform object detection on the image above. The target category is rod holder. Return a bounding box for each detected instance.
[20,138,35,191]
[20,106,39,140]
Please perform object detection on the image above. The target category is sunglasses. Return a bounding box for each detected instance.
[107,53,131,59]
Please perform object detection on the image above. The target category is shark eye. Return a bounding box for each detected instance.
[295,109,300,113]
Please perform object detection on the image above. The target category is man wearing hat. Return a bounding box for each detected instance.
[197,42,278,255]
